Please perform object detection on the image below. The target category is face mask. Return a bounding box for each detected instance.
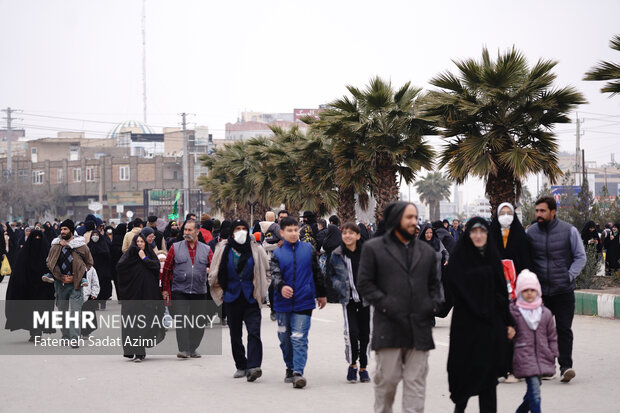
[498,214,514,228]
[91,235,100,243]
[234,230,248,244]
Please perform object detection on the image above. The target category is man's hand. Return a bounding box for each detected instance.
[62,275,74,284]
[281,286,294,299]
[162,291,169,300]
[507,326,516,340]
[59,240,68,247]
[317,297,327,309]
[277,240,284,247]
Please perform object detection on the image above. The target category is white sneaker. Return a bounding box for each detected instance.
[504,374,520,383]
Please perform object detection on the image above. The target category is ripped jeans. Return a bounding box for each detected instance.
[276,312,311,375]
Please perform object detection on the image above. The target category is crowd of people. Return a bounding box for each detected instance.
[2,195,594,412]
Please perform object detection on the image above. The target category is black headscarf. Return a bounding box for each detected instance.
[581,221,600,243]
[112,223,127,249]
[88,229,110,256]
[358,223,370,242]
[418,223,441,252]
[12,229,50,287]
[217,220,252,292]
[251,220,261,234]
[219,220,233,241]
[163,221,177,239]
[116,233,159,301]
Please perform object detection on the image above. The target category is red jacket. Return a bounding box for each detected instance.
[200,228,213,244]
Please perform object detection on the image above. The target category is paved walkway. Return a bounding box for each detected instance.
[1,280,619,412]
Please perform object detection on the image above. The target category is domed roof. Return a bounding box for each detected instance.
[106,120,154,139]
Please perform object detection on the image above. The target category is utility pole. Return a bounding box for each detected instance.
[575,113,584,186]
[2,107,21,222]
[180,112,189,219]
[582,149,586,184]
[141,0,147,124]
[2,107,16,174]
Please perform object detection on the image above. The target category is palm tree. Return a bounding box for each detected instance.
[266,125,336,217]
[414,172,451,221]
[313,76,436,222]
[304,104,372,224]
[584,34,620,96]
[422,47,586,215]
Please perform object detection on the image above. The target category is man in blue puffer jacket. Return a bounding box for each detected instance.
[526,196,586,383]
[271,216,327,389]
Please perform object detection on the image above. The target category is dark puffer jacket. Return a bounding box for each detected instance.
[526,218,586,296]
[510,303,558,378]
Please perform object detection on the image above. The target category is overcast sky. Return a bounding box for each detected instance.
[2,0,620,206]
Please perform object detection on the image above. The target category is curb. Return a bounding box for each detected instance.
[574,291,620,319]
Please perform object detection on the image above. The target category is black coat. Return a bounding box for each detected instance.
[116,234,165,354]
[489,214,533,275]
[88,231,113,301]
[357,201,442,351]
[435,226,457,255]
[322,224,342,255]
[603,226,620,270]
[581,221,602,254]
[5,230,55,333]
[444,217,514,405]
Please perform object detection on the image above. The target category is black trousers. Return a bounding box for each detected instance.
[344,301,370,369]
[268,280,275,311]
[224,294,262,370]
[543,291,575,369]
[454,383,497,413]
[171,291,208,353]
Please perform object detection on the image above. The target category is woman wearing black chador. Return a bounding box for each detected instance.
[444,218,515,413]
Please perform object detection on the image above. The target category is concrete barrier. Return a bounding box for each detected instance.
[574,290,620,319]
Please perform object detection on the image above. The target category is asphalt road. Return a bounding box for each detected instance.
[1,279,619,413]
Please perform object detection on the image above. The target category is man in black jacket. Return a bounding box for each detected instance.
[357,201,442,413]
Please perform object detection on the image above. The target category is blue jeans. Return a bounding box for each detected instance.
[516,376,541,413]
[276,312,311,375]
[54,281,83,340]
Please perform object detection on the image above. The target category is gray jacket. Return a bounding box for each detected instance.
[526,218,586,296]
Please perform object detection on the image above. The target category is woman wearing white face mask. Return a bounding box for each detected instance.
[489,202,533,384]
[208,219,271,382]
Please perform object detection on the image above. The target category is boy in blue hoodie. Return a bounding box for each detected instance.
[271,216,327,389]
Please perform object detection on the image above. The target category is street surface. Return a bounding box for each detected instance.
[1,281,619,412]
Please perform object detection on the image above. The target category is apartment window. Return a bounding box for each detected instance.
[31,147,38,163]
[72,168,82,183]
[57,168,63,183]
[32,170,44,185]
[69,144,80,161]
[18,169,28,178]
[119,165,130,181]
[86,167,95,182]
[173,170,178,180]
